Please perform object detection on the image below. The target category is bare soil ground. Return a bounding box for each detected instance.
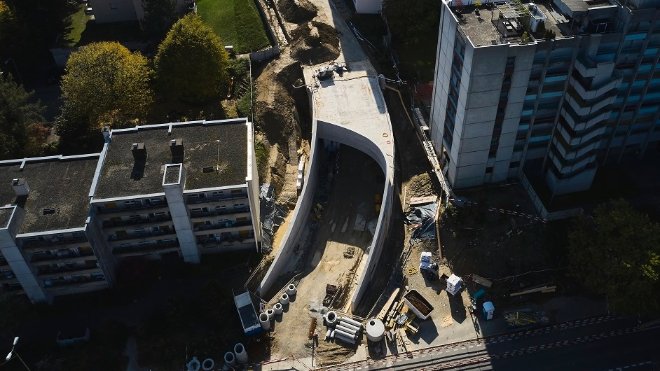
[268,146,383,364]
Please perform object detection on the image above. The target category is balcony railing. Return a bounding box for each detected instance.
[97,201,168,214]
[186,193,247,205]
[113,242,179,255]
[21,237,88,249]
[193,220,252,232]
[108,229,175,242]
[31,248,95,262]
[102,215,171,228]
[36,261,98,276]
[43,273,106,288]
[189,207,250,218]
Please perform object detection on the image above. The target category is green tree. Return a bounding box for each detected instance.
[142,0,177,40]
[154,14,229,106]
[0,74,44,159]
[568,200,660,316]
[383,0,439,45]
[57,42,153,152]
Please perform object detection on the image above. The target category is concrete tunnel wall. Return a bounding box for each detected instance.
[258,116,394,313]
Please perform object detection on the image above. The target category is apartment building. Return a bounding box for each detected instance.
[90,119,261,263]
[0,119,261,303]
[0,155,112,303]
[429,0,660,199]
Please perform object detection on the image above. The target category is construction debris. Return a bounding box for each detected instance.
[405,202,438,240]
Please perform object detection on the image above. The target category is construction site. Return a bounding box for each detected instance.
[227,0,581,367]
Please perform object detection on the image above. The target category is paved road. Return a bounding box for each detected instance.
[323,316,660,370]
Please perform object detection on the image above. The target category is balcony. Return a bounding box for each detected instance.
[189,207,250,219]
[108,228,175,242]
[196,233,255,248]
[20,236,88,249]
[96,201,168,214]
[102,215,171,229]
[565,88,616,116]
[36,261,98,277]
[186,193,247,205]
[43,273,106,288]
[113,241,180,257]
[568,73,621,101]
[573,54,599,78]
[193,220,252,232]
[30,247,95,263]
[560,106,611,133]
[556,118,607,146]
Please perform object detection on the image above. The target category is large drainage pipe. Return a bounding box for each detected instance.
[336,324,359,335]
[334,331,357,345]
[337,321,360,333]
[259,312,271,330]
[279,293,289,305]
[339,316,363,329]
[224,352,236,366]
[324,311,338,327]
[286,284,297,296]
[273,302,283,315]
[234,343,248,364]
[334,328,357,340]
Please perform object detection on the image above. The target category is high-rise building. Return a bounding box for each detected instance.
[0,119,261,303]
[429,0,660,200]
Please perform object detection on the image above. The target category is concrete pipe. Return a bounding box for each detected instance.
[223,352,236,366]
[286,284,297,296]
[325,329,333,340]
[334,331,357,345]
[273,302,283,315]
[334,328,357,340]
[339,316,363,329]
[259,312,271,330]
[365,318,385,342]
[279,293,289,305]
[234,343,248,364]
[336,324,359,335]
[337,321,360,333]
[201,358,214,371]
[266,308,275,320]
[325,311,338,327]
[186,356,201,371]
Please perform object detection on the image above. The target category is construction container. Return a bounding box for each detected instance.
[402,290,434,320]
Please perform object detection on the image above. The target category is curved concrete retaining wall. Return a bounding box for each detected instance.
[257,110,320,297]
[259,91,394,313]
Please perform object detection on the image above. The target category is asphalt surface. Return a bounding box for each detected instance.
[323,316,660,370]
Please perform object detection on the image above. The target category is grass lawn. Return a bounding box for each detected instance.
[64,5,91,47]
[197,0,271,54]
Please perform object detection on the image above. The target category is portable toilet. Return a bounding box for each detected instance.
[446,274,463,296]
[483,301,495,320]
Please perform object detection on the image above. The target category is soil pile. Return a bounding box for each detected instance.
[291,21,340,65]
[277,0,318,24]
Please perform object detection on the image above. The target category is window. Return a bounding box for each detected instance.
[485,167,493,174]
[509,161,520,168]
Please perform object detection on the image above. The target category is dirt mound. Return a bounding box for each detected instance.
[408,172,435,198]
[278,0,318,24]
[291,21,340,65]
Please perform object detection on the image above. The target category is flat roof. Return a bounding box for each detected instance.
[454,3,571,47]
[0,155,99,234]
[94,120,249,199]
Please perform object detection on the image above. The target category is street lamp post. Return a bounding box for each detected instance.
[5,337,31,371]
[216,139,221,171]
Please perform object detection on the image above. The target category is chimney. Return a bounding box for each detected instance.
[102,126,111,143]
[11,178,30,197]
[170,138,184,163]
[131,142,146,162]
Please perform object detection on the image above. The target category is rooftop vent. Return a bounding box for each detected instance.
[131,142,146,162]
[11,178,30,197]
[102,126,111,143]
[170,138,184,163]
